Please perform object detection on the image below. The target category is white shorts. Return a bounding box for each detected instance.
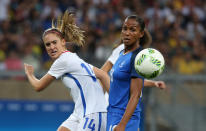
[60,112,107,131]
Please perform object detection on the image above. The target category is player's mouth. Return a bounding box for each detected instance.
[50,51,57,56]
[123,38,130,43]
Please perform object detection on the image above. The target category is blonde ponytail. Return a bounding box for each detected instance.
[44,10,85,46]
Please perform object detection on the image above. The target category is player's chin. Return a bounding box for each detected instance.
[124,41,134,47]
[49,54,58,60]
[123,39,130,44]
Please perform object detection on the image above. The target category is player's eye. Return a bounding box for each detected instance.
[122,26,127,31]
[130,28,136,32]
[52,40,57,44]
[45,43,50,47]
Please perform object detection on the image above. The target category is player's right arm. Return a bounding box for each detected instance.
[93,67,110,93]
[24,63,55,92]
[101,61,113,73]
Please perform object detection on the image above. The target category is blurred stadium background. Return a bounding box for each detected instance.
[0,0,206,131]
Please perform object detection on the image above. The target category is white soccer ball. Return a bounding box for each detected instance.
[134,48,165,79]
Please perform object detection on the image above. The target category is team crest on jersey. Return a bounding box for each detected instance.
[119,61,125,68]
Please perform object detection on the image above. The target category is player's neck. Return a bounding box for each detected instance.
[124,43,140,54]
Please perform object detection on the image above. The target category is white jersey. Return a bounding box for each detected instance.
[108,44,124,64]
[48,51,107,118]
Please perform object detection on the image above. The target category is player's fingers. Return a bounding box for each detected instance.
[160,83,167,89]
[24,63,29,70]
[155,82,160,88]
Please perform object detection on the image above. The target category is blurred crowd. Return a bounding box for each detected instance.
[0,0,206,76]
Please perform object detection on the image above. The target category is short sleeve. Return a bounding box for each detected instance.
[48,56,68,79]
[130,48,144,79]
[130,59,144,79]
[89,64,94,69]
[108,44,124,64]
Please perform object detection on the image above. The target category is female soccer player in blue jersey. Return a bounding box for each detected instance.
[106,15,152,131]
[102,30,166,131]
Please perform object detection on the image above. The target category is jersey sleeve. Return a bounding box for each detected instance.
[48,57,68,79]
[130,48,144,79]
[89,64,94,69]
[108,44,124,64]
[131,61,143,79]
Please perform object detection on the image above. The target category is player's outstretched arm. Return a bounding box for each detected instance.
[93,66,110,93]
[101,61,167,90]
[144,80,166,89]
[24,63,55,92]
[101,61,113,73]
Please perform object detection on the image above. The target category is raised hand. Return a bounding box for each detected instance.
[24,63,34,76]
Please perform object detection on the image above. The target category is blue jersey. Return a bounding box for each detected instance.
[108,46,144,118]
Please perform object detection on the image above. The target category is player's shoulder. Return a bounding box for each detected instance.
[53,52,77,65]
[59,51,78,60]
[111,44,124,57]
[113,44,124,52]
[132,46,143,56]
[130,46,143,62]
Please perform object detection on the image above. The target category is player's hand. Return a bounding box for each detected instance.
[113,124,125,131]
[24,63,34,76]
[154,81,166,89]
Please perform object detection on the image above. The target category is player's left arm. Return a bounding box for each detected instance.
[101,61,166,90]
[115,78,143,131]
[144,79,166,89]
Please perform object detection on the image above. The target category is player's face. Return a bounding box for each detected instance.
[43,33,66,60]
[121,18,144,47]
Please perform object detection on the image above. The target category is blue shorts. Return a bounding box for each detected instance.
[106,112,140,131]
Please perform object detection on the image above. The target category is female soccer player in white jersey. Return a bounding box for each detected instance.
[24,11,110,131]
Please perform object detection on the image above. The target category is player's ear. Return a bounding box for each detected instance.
[140,30,144,38]
[61,38,66,46]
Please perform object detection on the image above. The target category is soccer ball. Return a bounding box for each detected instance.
[134,48,165,79]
